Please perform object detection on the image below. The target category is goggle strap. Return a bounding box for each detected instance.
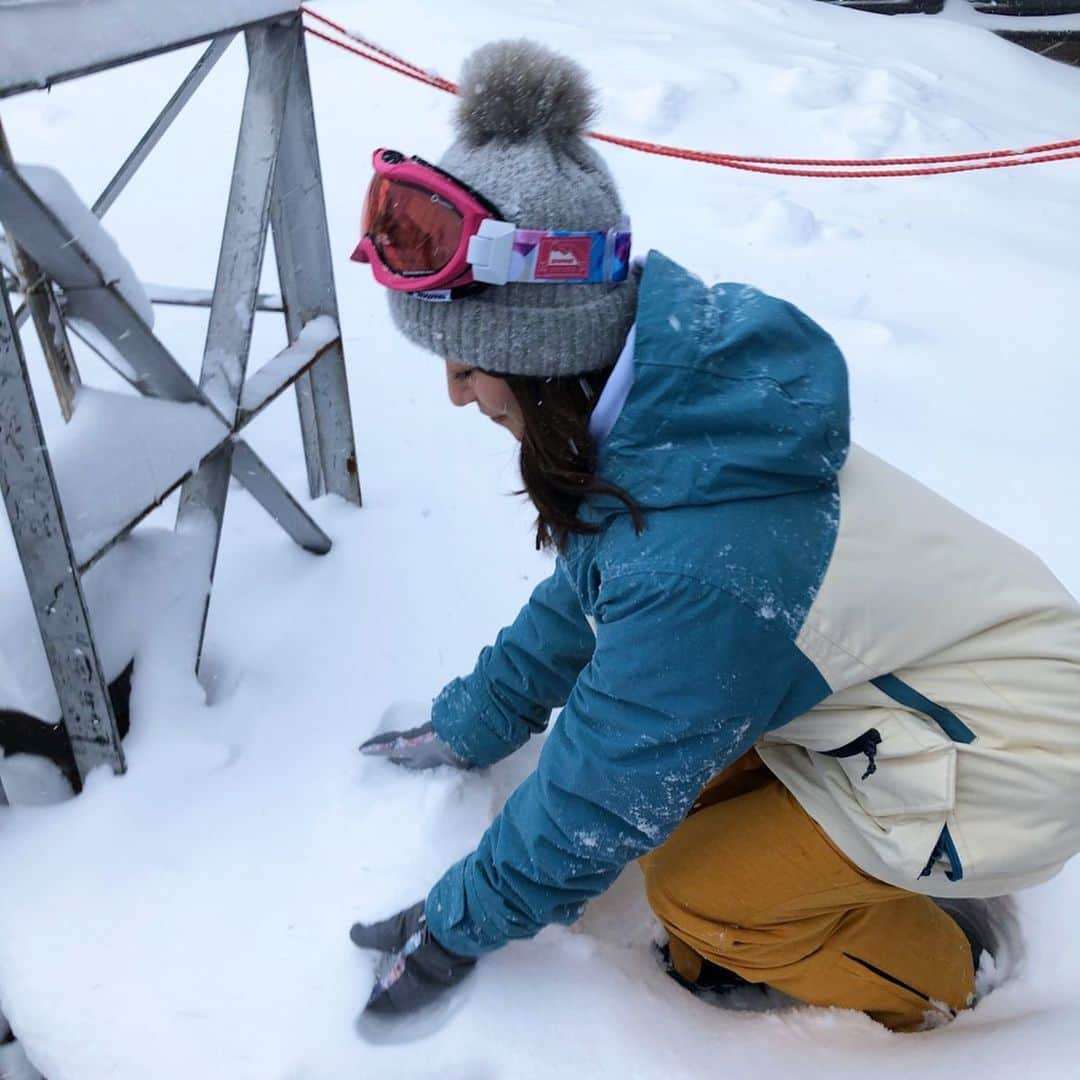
[468,219,632,287]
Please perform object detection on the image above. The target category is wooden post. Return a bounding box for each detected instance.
[0,117,82,420]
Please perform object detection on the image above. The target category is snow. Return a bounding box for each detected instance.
[0,1,300,97]
[0,1037,42,1080]
[14,164,155,326]
[0,0,1078,1076]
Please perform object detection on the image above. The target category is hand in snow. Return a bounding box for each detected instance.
[350,901,476,1014]
[359,703,470,770]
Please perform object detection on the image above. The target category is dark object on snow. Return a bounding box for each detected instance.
[359,721,470,770]
[932,895,1019,975]
[0,660,133,789]
[814,1,1080,68]
[969,2,1080,13]
[817,1,944,12]
[654,941,762,998]
[816,2,1080,15]
[350,901,476,1015]
[992,27,1080,66]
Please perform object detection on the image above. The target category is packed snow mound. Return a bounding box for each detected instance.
[0,1,1078,1077]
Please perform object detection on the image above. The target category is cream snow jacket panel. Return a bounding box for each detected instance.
[757,445,1080,897]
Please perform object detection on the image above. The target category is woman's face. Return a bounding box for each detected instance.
[444,360,525,441]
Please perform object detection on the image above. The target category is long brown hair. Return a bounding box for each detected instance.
[501,368,644,553]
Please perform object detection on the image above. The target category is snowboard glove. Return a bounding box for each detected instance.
[350,901,476,1014]
[359,720,470,770]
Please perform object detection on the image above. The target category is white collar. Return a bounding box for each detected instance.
[588,323,636,446]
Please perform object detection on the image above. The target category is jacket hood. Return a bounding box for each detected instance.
[588,251,850,519]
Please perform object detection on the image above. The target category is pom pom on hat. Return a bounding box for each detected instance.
[455,39,598,145]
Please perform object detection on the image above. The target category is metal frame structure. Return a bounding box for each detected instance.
[0,5,361,795]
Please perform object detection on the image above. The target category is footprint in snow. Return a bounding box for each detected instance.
[744,198,820,248]
[613,80,694,135]
[770,64,854,110]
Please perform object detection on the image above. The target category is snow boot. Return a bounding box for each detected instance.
[653,941,760,997]
[932,896,1018,975]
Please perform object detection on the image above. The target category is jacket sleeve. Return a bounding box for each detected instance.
[430,561,597,768]
[425,570,826,956]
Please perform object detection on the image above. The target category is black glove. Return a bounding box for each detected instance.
[359,716,470,771]
[350,901,476,1014]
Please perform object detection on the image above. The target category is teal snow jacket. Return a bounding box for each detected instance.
[425,250,850,956]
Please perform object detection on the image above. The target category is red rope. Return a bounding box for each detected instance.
[300,6,1080,179]
[589,131,1080,178]
[303,8,457,92]
[303,26,459,94]
[589,130,1080,168]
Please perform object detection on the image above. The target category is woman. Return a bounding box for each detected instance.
[349,40,1080,1032]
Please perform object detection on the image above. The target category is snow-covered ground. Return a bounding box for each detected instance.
[1,1,1079,1076]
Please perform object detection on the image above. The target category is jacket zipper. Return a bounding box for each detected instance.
[821,727,882,781]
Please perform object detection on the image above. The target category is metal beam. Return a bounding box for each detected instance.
[143,283,283,312]
[231,439,331,554]
[269,23,361,506]
[0,156,106,290]
[0,2,300,101]
[0,275,124,789]
[174,443,232,663]
[176,18,298,670]
[0,233,15,274]
[196,21,298,425]
[93,35,236,219]
[237,319,339,426]
[0,160,223,410]
[65,287,216,409]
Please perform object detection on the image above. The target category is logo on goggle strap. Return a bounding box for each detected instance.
[537,236,592,280]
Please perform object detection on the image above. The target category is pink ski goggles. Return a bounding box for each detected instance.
[351,149,631,299]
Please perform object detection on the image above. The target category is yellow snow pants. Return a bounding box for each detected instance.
[640,751,975,1032]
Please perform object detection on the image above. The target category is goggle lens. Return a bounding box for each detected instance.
[362,174,464,276]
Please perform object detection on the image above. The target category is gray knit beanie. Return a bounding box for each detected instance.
[387,39,639,377]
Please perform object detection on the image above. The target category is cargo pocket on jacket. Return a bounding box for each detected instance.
[822,710,957,819]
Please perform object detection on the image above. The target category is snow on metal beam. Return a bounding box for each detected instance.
[143,283,284,312]
[57,320,340,572]
[0,1,300,98]
[237,315,340,426]
[48,390,230,570]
